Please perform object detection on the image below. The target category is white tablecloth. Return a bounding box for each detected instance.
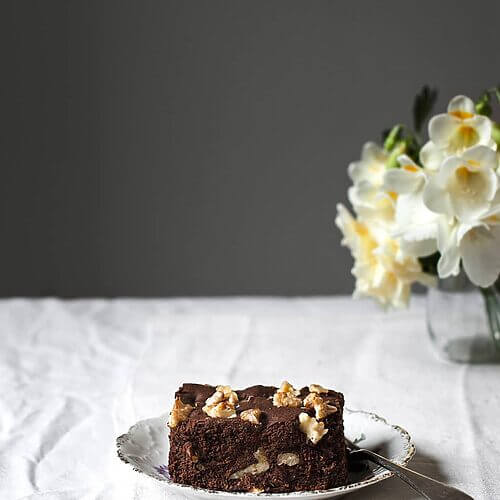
[0,297,498,499]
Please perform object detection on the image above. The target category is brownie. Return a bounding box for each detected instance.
[167,382,348,492]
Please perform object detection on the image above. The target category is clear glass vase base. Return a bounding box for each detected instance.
[427,274,500,364]
[432,335,500,364]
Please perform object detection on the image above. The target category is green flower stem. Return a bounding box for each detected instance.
[479,286,500,350]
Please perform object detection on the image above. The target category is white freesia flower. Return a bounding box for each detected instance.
[423,145,499,223]
[348,142,389,187]
[419,141,445,171]
[436,205,500,287]
[421,144,500,286]
[347,142,396,228]
[420,95,495,170]
[338,90,500,305]
[383,155,439,256]
[348,183,396,228]
[429,95,492,153]
[335,204,435,308]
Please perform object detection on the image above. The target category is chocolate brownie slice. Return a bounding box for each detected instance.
[167,382,348,492]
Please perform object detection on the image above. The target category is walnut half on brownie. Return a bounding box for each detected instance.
[167,382,348,492]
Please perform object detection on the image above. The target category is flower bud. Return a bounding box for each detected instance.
[386,142,406,169]
[383,125,403,152]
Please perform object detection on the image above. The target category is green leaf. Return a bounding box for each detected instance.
[494,86,500,104]
[475,91,492,117]
[413,85,438,133]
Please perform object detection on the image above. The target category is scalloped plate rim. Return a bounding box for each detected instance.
[117,408,416,498]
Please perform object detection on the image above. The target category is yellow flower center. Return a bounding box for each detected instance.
[456,166,470,183]
[449,110,474,120]
[454,166,483,196]
[403,164,419,173]
[449,126,479,151]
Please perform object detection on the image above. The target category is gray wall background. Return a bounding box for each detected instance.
[2,1,500,297]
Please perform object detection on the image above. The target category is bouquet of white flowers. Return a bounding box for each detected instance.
[336,87,500,309]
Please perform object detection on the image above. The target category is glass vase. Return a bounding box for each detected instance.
[426,272,500,363]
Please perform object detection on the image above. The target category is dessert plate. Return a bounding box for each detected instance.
[117,408,415,499]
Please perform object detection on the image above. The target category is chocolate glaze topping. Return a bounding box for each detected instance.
[176,383,343,424]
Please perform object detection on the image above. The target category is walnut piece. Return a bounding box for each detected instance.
[240,408,262,424]
[309,383,328,394]
[279,380,300,395]
[203,401,237,418]
[168,397,194,428]
[298,412,328,444]
[277,452,300,466]
[203,385,239,418]
[303,393,337,419]
[229,448,269,479]
[216,385,239,405]
[204,385,239,408]
[204,390,224,406]
[272,380,302,408]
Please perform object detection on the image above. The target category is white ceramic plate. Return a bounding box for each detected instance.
[117,409,415,499]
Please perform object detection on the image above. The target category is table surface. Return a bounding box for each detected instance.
[1,297,498,500]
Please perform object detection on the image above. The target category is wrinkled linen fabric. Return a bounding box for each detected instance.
[0,297,498,499]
